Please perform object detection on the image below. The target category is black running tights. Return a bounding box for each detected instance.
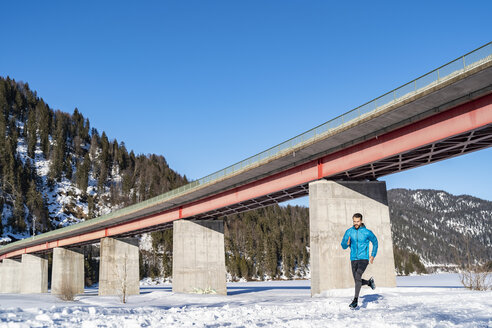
[351,259,369,298]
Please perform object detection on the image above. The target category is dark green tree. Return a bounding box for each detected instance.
[11,191,27,233]
[76,154,90,194]
[26,107,37,158]
[36,99,51,157]
[49,112,67,181]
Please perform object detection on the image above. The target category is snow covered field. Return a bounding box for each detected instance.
[0,274,490,327]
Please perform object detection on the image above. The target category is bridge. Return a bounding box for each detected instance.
[1,42,491,297]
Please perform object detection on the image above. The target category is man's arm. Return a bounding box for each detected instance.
[369,230,378,263]
[341,230,350,249]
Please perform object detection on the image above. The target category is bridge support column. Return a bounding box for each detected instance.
[309,180,396,296]
[172,220,226,295]
[51,248,84,296]
[99,237,140,296]
[21,254,48,294]
[0,259,22,293]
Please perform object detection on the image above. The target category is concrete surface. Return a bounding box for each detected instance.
[21,254,48,294]
[51,247,84,296]
[99,237,140,296]
[0,259,22,293]
[309,180,396,296]
[172,220,227,295]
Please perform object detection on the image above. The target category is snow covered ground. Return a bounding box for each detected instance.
[0,274,490,327]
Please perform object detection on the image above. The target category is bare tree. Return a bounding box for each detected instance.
[457,234,491,291]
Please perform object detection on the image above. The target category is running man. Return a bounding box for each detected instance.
[341,213,378,309]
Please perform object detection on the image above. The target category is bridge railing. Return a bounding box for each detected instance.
[109,42,492,213]
[168,42,492,195]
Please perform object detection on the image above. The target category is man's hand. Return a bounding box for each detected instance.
[347,236,351,246]
[370,256,374,264]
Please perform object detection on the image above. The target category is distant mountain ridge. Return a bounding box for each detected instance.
[388,188,492,269]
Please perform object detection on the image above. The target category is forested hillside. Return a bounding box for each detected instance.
[388,188,492,268]
[0,76,188,243]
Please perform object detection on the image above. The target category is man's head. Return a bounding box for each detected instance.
[352,213,363,229]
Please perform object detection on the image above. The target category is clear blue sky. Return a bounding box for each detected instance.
[1,1,491,203]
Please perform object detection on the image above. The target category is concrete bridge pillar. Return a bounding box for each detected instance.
[309,180,396,296]
[99,237,140,296]
[51,247,84,296]
[21,254,48,294]
[172,220,227,295]
[0,259,22,293]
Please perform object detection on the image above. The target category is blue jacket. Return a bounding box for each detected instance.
[341,225,378,261]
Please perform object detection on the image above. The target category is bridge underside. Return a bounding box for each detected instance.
[117,122,492,237]
[3,90,492,258]
[21,121,488,253]
[180,124,492,216]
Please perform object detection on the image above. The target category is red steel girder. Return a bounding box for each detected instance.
[1,92,492,259]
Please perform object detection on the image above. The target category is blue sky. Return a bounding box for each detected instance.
[1,1,491,203]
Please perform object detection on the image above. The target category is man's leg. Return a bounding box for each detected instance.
[353,260,369,299]
[351,261,357,282]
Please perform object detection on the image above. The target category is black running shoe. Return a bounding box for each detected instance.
[349,298,358,309]
[369,277,376,290]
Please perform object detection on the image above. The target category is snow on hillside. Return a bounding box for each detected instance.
[0,274,490,327]
[1,122,121,243]
[389,188,492,267]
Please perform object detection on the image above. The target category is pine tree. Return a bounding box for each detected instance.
[3,134,16,193]
[36,99,51,157]
[118,142,129,170]
[13,90,24,119]
[26,107,37,158]
[49,112,67,181]
[24,83,37,110]
[12,190,27,233]
[65,156,73,181]
[97,132,110,191]
[0,99,7,167]
[76,154,90,195]
[87,195,95,219]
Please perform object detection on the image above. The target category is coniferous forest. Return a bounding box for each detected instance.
[1,76,491,284]
[0,76,188,236]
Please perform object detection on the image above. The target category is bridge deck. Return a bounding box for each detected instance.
[1,43,492,258]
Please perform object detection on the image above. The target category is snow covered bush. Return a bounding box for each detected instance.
[459,265,491,291]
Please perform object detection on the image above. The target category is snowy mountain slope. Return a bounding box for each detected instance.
[389,189,492,268]
[1,120,122,243]
[0,77,188,248]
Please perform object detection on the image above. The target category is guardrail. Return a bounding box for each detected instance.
[140,41,492,206]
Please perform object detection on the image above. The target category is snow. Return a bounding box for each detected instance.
[2,118,126,243]
[0,274,490,327]
[138,233,153,252]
